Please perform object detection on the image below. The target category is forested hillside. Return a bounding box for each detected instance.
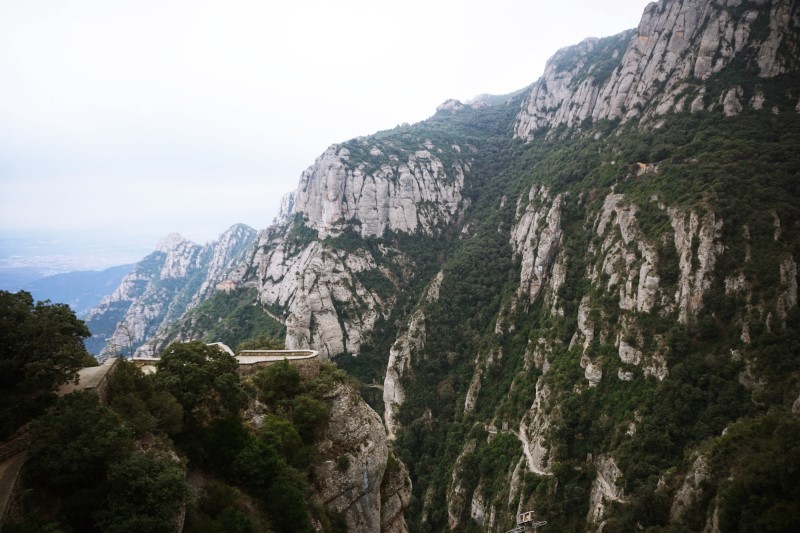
[3,338,410,532]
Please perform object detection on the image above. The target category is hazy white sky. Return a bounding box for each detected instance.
[0,0,652,267]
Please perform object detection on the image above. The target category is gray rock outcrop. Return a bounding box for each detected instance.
[383,271,444,439]
[293,141,469,238]
[239,232,388,358]
[313,382,411,532]
[515,0,800,140]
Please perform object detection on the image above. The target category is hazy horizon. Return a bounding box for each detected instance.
[1,0,653,282]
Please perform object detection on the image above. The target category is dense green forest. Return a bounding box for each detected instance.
[331,96,800,531]
[0,290,97,439]
[1,299,349,533]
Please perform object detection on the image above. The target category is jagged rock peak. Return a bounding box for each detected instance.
[86,223,258,359]
[436,98,466,112]
[155,232,196,253]
[437,92,519,113]
[514,0,800,139]
[219,222,256,236]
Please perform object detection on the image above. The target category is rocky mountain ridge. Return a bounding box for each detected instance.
[85,223,257,358]
[86,1,800,531]
[514,0,800,139]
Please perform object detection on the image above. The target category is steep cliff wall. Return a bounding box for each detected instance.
[313,381,411,532]
[515,0,800,139]
[292,140,469,238]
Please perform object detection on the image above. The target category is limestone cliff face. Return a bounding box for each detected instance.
[192,223,259,305]
[586,455,626,529]
[85,224,256,358]
[515,0,800,140]
[510,186,565,307]
[383,271,444,440]
[291,140,469,238]
[443,168,798,529]
[446,439,477,530]
[313,382,411,532]
[229,134,473,360]
[235,228,389,358]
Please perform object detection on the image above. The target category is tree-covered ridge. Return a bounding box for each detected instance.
[273,48,799,527]
[4,335,374,532]
[292,49,799,527]
[0,290,95,439]
[146,288,286,357]
[367,106,800,531]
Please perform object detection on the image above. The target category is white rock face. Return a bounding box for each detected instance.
[464,347,502,414]
[592,193,660,313]
[383,271,444,440]
[583,358,604,387]
[670,455,710,522]
[722,86,744,116]
[587,456,626,529]
[669,209,724,324]
[293,141,468,238]
[274,191,296,225]
[575,295,595,353]
[313,382,411,533]
[776,256,798,327]
[514,0,800,139]
[245,232,386,358]
[380,457,413,533]
[447,439,477,530]
[517,377,554,475]
[234,135,470,361]
[469,480,487,525]
[193,224,261,305]
[157,234,203,280]
[511,186,564,305]
[618,339,642,366]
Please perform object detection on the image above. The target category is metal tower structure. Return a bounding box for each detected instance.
[506,511,546,533]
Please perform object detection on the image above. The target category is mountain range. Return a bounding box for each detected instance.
[82,0,800,530]
[17,264,133,317]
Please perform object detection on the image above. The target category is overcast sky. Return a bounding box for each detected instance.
[0,0,652,270]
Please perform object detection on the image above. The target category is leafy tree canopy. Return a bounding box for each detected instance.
[254,359,300,405]
[236,334,285,352]
[26,392,133,491]
[154,341,247,425]
[0,290,93,437]
[94,451,188,533]
[107,359,184,436]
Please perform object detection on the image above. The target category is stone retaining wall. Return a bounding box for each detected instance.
[0,429,31,465]
[237,353,320,380]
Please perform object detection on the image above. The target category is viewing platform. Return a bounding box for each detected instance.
[132,344,320,379]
